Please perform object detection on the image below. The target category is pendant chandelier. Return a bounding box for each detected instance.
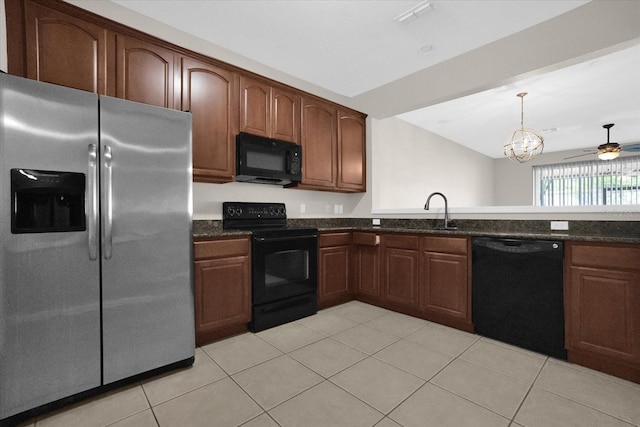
[503,92,544,163]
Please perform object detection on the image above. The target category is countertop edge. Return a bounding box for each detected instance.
[193,226,640,244]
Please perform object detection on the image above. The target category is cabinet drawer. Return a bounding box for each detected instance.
[422,236,468,255]
[569,242,640,271]
[383,234,419,250]
[194,237,251,260]
[320,232,351,247]
[353,232,380,246]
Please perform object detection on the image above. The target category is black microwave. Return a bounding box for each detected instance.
[236,132,302,186]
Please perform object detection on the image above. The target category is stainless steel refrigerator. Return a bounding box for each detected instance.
[0,73,195,423]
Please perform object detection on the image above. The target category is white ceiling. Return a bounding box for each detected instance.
[110,0,640,158]
[398,43,640,158]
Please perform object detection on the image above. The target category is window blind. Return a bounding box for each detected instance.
[533,155,640,206]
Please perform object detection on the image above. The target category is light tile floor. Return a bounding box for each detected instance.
[19,301,640,427]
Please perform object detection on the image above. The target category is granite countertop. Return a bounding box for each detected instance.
[193,219,640,244]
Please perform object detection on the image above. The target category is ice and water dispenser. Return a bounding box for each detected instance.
[11,169,86,233]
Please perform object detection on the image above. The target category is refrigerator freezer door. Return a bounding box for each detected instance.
[0,74,101,419]
[99,96,195,384]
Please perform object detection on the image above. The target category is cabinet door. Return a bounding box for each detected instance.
[115,34,176,108]
[182,57,238,182]
[566,266,640,364]
[319,245,350,306]
[23,0,109,94]
[420,252,469,321]
[382,235,419,309]
[352,233,380,299]
[240,76,271,138]
[272,86,300,143]
[301,98,337,188]
[194,255,251,337]
[338,111,366,192]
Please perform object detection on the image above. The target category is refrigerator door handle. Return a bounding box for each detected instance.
[88,144,99,260]
[103,145,113,259]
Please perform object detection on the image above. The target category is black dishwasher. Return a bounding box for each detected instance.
[472,237,567,359]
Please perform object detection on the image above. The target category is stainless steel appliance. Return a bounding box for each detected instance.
[472,237,566,359]
[235,132,302,186]
[0,73,195,425]
[222,202,317,331]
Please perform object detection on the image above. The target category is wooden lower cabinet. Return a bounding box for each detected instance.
[419,236,472,331]
[318,232,352,308]
[352,232,381,299]
[193,237,251,346]
[381,234,419,309]
[350,232,471,331]
[565,241,640,382]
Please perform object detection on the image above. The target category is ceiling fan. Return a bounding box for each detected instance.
[564,123,640,160]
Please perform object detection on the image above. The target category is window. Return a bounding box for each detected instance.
[533,155,640,206]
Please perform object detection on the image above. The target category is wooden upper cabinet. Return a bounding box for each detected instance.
[182,57,239,183]
[338,110,366,192]
[300,97,338,189]
[115,34,177,109]
[22,0,110,94]
[271,87,299,142]
[8,0,366,191]
[240,76,300,143]
[240,76,270,137]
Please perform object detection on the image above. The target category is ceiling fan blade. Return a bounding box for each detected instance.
[622,142,640,152]
[564,152,596,160]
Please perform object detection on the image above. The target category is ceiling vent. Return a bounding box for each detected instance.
[394,1,434,25]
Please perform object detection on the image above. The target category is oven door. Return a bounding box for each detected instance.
[252,232,318,306]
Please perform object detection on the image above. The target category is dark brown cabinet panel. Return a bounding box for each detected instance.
[382,234,419,309]
[419,236,471,328]
[8,0,365,191]
[193,238,251,345]
[338,111,366,192]
[565,242,640,382]
[240,76,270,137]
[240,76,300,143]
[182,57,238,183]
[22,0,110,94]
[318,233,352,308]
[272,86,300,142]
[115,34,177,109]
[352,232,381,299]
[300,97,337,189]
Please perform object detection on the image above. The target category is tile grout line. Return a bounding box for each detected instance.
[508,355,550,424]
[529,373,640,427]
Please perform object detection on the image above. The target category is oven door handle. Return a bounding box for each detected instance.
[254,234,318,243]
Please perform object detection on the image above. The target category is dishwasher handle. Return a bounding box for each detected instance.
[472,237,562,255]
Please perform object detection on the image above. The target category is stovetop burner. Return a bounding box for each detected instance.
[222,202,317,236]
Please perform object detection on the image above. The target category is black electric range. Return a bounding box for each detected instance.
[222,202,318,331]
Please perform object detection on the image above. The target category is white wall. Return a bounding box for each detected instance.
[372,117,494,210]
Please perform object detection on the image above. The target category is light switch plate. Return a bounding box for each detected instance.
[550,220,569,231]
[372,218,381,226]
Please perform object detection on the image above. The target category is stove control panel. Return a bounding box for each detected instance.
[223,202,287,220]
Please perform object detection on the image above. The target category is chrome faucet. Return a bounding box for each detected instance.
[424,192,456,230]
